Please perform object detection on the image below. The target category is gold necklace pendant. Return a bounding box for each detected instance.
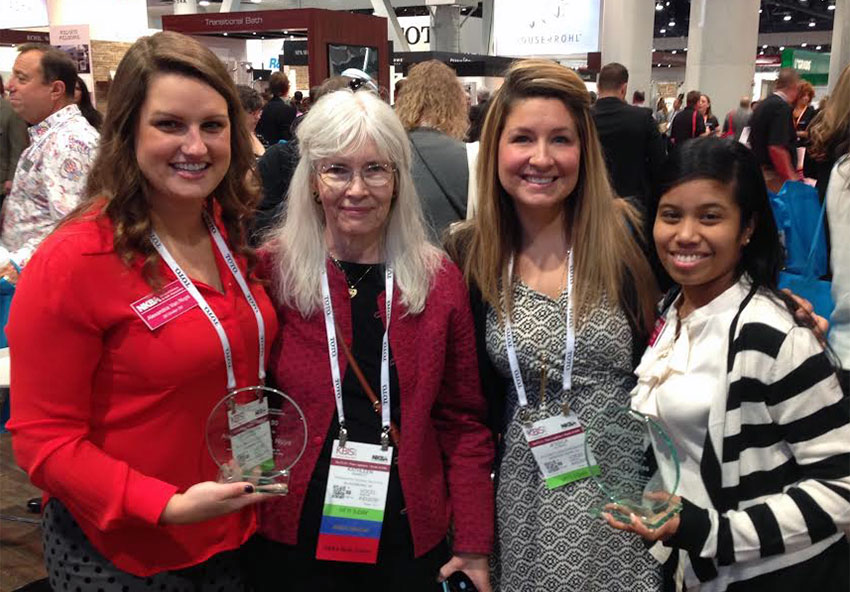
[348,287,358,299]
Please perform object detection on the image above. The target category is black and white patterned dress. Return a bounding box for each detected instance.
[486,282,662,592]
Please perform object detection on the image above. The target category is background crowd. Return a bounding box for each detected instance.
[0,30,848,592]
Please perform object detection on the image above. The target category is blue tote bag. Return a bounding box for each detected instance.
[777,185,834,320]
[769,181,829,277]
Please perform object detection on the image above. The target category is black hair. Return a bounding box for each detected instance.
[74,75,102,131]
[663,136,783,290]
[18,43,77,99]
[664,136,844,375]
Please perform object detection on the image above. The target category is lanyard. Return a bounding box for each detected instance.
[504,250,575,410]
[320,262,393,447]
[149,211,266,390]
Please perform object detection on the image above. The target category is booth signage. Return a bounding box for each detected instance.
[0,29,50,45]
[398,16,431,51]
[494,0,600,56]
[782,48,830,86]
[284,40,308,66]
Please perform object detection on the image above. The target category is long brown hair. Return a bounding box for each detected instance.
[448,59,657,331]
[74,31,259,287]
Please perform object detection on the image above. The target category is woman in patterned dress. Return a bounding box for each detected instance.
[447,59,662,591]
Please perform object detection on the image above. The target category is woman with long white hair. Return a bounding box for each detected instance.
[248,89,495,592]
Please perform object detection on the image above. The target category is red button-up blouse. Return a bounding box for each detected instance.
[7,207,278,576]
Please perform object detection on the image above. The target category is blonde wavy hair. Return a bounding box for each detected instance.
[447,59,657,331]
[266,89,442,316]
[809,63,850,161]
[394,60,469,140]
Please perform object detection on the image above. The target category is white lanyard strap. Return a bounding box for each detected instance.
[504,250,575,410]
[320,262,394,445]
[150,213,265,390]
[203,213,266,383]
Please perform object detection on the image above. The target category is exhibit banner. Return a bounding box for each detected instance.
[50,25,94,105]
[494,0,600,56]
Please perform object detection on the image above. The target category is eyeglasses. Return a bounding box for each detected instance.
[316,162,396,189]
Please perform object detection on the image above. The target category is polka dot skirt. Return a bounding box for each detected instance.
[43,499,247,592]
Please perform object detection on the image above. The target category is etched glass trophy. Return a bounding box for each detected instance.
[206,386,307,495]
[584,405,682,528]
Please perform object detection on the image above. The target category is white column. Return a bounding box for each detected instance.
[600,0,655,101]
[173,0,198,15]
[828,0,849,93]
[431,5,461,53]
[682,0,760,120]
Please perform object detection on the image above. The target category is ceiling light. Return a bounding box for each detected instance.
[223,32,228,36]
[779,45,785,50]
[759,50,765,55]
[672,50,677,54]
[198,0,210,5]
[828,4,835,10]
[668,20,675,26]
[667,64,671,68]
[660,28,666,33]
[816,45,822,50]
[802,42,808,47]
[762,44,768,48]
[684,47,687,51]
[809,21,816,27]
[252,31,257,35]
[759,8,763,13]
[655,2,663,10]
[783,14,792,21]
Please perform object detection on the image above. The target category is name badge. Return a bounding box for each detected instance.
[227,398,275,474]
[131,280,199,330]
[523,413,599,489]
[316,440,392,564]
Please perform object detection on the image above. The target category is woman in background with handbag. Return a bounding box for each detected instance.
[249,88,494,592]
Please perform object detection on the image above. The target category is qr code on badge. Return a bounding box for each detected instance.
[544,460,562,473]
[332,485,351,499]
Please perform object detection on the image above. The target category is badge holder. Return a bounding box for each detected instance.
[206,385,307,495]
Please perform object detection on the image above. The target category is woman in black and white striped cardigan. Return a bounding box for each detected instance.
[606,137,849,591]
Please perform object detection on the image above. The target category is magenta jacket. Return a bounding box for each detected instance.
[258,257,495,557]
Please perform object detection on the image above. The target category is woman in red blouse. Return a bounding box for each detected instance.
[7,32,276,590]
[250,88,495,591]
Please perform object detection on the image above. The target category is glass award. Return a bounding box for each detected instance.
[584,405,682,528]
[206,386,307,495]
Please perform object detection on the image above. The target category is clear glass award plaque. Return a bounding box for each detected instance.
[206,386,307,495]
[584,405,682,528]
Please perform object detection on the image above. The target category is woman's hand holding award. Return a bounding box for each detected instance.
[207,386,307,495]
[584,405,682,528]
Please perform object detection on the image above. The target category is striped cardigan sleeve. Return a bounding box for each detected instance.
[669,324,850,566]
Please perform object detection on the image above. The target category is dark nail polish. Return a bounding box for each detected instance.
[244,484,255,494]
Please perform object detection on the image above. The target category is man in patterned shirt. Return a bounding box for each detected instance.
[0,43,99,283]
